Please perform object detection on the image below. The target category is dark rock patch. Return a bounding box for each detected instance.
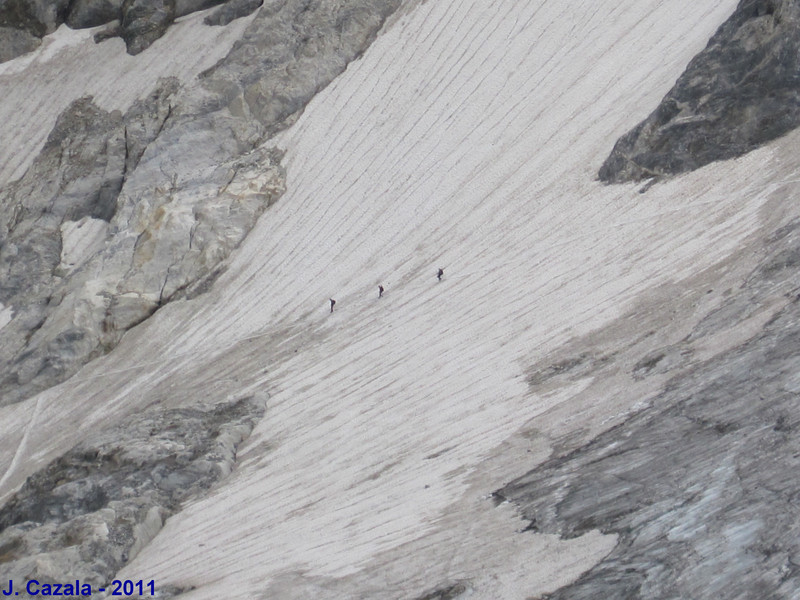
[0,25,39,61]
[175,0,225,18]
[599,0,800,183]
[500,221,800,598]
[0,0,70,37]
[197,0,403,136]
[203,0,262,26]
[92,21,120,42]
[0,80,182,405]
[0,96,125,302]
[66,0,123,29]
[0,394,266,596]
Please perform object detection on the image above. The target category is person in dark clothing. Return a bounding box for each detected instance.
[330,298,336,313]
[378,285,384,298]
[437,268,444,281]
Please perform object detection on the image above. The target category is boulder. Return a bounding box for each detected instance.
[119,0,175,54]
[65,0,123,29]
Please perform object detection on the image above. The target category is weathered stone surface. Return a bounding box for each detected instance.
[0,0,236,61]
[119,0,176,54]
[0,83,185,405]
[500,219,800,599]
[413,582,470,600]
[203,0,262,26]
[0,25,39,61]
[92,21,120,42]
[0,96,125,304]
[0,394,266,597]
[175,0,225,18]
[197,0,403,136]
[0,0,70,36]
[65,0,123,29]
[599,0,800,183]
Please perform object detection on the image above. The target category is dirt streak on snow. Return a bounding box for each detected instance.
[2,0,792,597]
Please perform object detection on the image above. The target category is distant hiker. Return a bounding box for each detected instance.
[378,285,384,298]
[330,298,336,313]
[437,268,444,281]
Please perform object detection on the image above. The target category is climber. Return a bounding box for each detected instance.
[379,285,384,298]
[330,298,336,313]
[437,268,444,281]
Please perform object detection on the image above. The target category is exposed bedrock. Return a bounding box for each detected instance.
[0,25,39,60]
[0,0,70,36]
[118,0,176,55]
[0,0,263,60]
[0,0,403,405]
[599,0,800,183]
[499,219,800,598]
[194,0,403,136]
[0,87,285,405]
[0,394,266,597]
[203,0,262,27]
[66,0,124,29]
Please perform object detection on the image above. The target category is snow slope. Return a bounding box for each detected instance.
[4,0,798,597]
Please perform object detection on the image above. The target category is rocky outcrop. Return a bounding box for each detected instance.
[0,88,285,405]
[65,0,123,29]
[599,0,800,183]
[119,0,175,54]
[0,394,266,597]
[0,80,195,405]
[203,0,262,27]
[413,583,470,600]
[0,25,39,61]
[499,219,800,598]
[196,0,403,136]
[0,0,246,61]
[0,0,403,405]
[0,0,70,36]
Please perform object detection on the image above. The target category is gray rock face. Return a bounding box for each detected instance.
[0,0,396,62]
[599,0,800,183]
[0,395,265,596]
[203,0,262,27]
[174,0,225,18]
[499,219,800,599]
[197,0,403,136]
[0,0,70,36]
[0,0,238,61]
[413,583,470,600]
[0,82,186,405]
[0,25,39,61]
[65,0,123,29]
